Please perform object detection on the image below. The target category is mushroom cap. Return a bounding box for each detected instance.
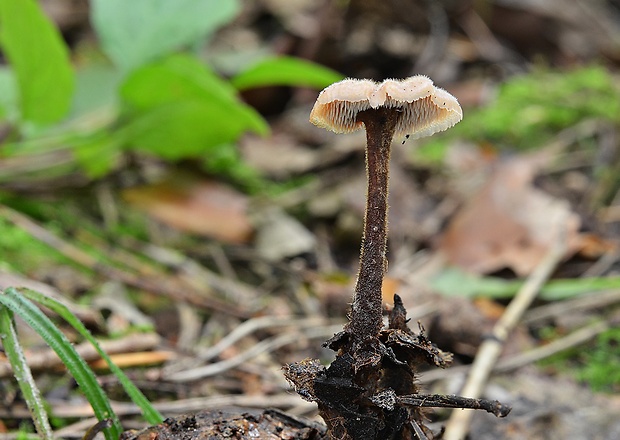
[310,76,463,139]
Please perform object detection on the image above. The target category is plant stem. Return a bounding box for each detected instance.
[346,107,399,343]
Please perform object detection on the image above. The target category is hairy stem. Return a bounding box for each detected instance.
[346,107,400,343]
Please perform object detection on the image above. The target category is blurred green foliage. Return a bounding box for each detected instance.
[0,216,61,273]
[431,267,620,301]
[465,66,620,146]
[91,0,241,74]
[0,0,343,186]
[417,66,620,162]
[0,0,73,125]
[539,326,620,393]
[576,327,620,392]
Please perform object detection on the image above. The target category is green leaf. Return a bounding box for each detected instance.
[430,267,522,299]
[121,54,243,112]
[538,277,620,301]
[0,288,122,440]
[430,267,620,301]
[91,0,240,73]
[0,67,18,121]
[120,100,250,159]
[71,64,123,118]
[0,305,53,439]
[119,55,268,159]
[230,56,344,91]
[72,132,123,179]
[0,0,74,125]
[20,288,163,425]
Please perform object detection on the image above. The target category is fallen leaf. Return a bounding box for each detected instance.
[240,133,319,178]
[438,154,581,276]
[123,173,253,244]
[381,276,402,303]
[254,207,316,261]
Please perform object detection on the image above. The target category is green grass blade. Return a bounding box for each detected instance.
[0,304,54,439]
[0,288,122,440]
[20,288,164,424]
[431,267,620,300]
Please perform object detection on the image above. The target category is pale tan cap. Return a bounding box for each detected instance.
[310,76,463,139]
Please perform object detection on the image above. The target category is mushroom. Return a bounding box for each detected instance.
[310,76,462,344]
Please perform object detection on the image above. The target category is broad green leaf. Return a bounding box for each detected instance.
[72,132,123,178]
[430,268,521,299]
[231,56,344,91]
[0,0,74,125]
[91,0,240,73]
[120,100,256,159]
[0,288,122,440]
[119,55,267,159]
[120,55,242,112]
[71,64,123,118]
[431,267,620,301]
[0,305,53,439]
[0,67,18,121]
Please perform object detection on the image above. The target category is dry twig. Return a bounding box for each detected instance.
[442,232,567,440]
[0,204,250,317]
[0,333,161,378]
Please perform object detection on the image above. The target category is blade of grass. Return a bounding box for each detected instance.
[20,287,163,424]
[0,304,54,439]
[0,288,122,440]
[431,267,620,300]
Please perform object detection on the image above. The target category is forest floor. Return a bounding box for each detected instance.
[1,1,620,439]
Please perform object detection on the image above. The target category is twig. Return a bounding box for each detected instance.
[420,317,610,384]
[581,250,620,277]
[524,289,620,325]
[0,333,161,378]
[165,304,435,377]
[50,418,100,439]
[399,394,510,417]
[494,319,609,373]
[0,204,250,317]
[0,270,101,327]
[163,316,340,375]
[442,233,567,440]
[125,238,262,307]
[0,394,315,419]
[165,324,343,382]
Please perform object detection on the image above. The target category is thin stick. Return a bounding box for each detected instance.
[524,288,620,325]
[419,318,610,383]
[0,394,315,419]
[0,332,161,378]
[494,319,609,372]
[442,233,567,440]
[0,204,249,317]
[399,394,510,417]
[166,324,343,382]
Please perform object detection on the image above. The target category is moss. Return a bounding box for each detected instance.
[0,216,75,274]
[415,65,620,163]
[538,325,620,394]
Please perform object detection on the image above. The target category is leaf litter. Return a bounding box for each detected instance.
[3,1,620,439]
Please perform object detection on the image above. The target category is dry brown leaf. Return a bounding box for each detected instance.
[123,174,253,244]
[240,134,320,178]
[381,276,401,303]
[439,154,582,276]
[254,207,316,261]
